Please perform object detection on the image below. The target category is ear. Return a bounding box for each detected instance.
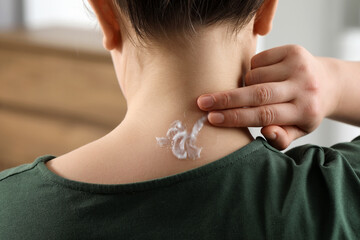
[253,0,278,36]
[89,0,122,51]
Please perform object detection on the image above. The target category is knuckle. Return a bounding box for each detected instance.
[289,45,306,57]
[296,62,309,74]
[218,92,231,108]
[259,107,275,126]
[254,86,272,105]
[295,59,312,76]
[304,73,319,92]
[289,49,319,93]
[228,110,241,126]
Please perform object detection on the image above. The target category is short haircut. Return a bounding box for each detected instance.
[112,0,264,46]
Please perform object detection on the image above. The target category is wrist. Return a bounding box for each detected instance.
[318,57,343,119]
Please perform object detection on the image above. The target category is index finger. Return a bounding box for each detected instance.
[197,82,295,111]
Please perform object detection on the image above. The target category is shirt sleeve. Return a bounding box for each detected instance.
[330,135,360,180]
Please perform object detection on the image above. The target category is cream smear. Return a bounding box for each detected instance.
[156,115,208,160]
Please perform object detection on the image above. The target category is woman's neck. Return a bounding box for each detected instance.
[107,26,257,162]
[49,26,258,184]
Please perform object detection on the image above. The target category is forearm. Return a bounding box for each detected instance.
[324,58,360,126]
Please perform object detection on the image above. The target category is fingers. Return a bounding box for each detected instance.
[198,82,296,111]
[207,103,299,127]
[251,45,304,69]
[251,45,289,69]
[261,125,307,150]
[245,63,290,86]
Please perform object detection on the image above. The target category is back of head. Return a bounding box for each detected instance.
[86,0,278,162]
[112,0,265,47]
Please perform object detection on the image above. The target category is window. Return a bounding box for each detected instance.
[24,0,95,30]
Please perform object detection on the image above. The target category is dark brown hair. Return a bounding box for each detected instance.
[113,0,264,45]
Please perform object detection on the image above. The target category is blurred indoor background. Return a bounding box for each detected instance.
[0,0,359,170]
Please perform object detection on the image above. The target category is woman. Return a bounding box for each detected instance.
[1,0,359,239]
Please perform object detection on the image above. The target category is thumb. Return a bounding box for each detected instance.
[261,125,307,150]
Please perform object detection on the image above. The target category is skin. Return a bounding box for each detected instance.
[198,46,360,150]
[45,0,279,184]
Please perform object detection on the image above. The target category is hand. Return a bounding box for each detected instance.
[197,45,339,150]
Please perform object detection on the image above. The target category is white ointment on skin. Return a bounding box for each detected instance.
[156,115,208,160]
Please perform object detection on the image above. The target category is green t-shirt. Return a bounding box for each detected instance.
[1,137,359,239]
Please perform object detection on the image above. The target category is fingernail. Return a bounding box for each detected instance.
[268,132,277,140]
[198,96,214,109]
[209,113,224,124]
